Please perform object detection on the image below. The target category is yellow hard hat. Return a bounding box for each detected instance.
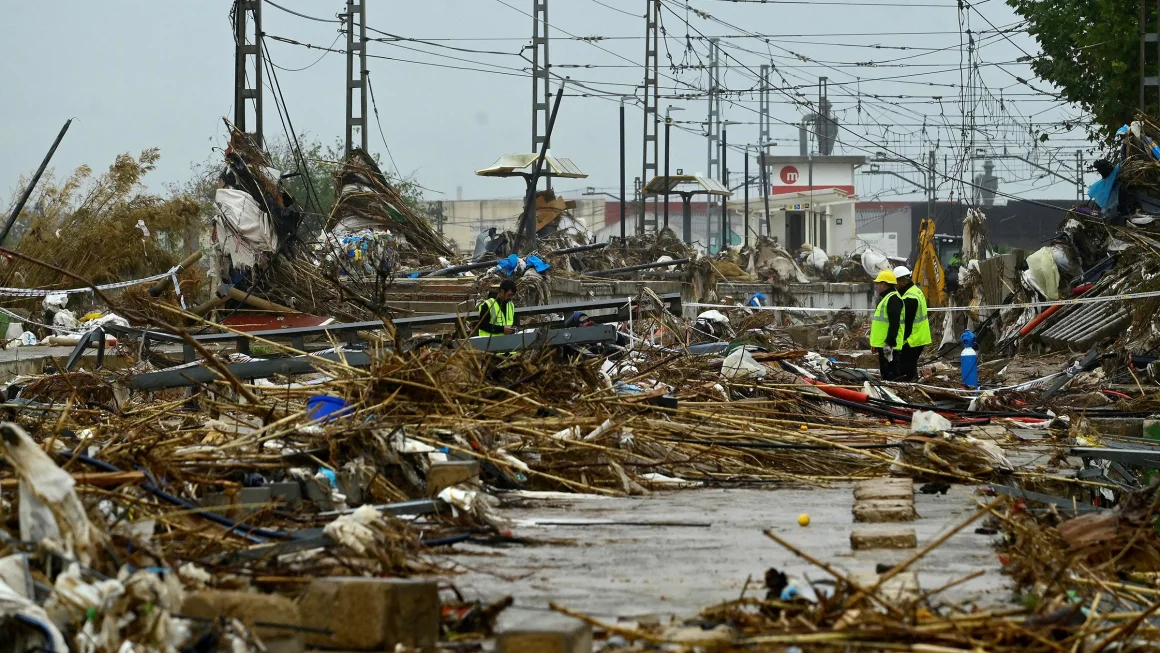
[874,269,897,284]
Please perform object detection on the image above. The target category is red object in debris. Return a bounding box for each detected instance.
[1102,389,1133,400]
[220,313,332,331]
[1071,283,1095,295]
[1019,304,1061,337]
[998,553,1010,566]
[802,378,870,403]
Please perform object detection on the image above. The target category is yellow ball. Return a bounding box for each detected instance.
[798,513,811,527]
[799,424,808,431]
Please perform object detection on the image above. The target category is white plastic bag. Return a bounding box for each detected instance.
[910,410,952,434]
[721,347,769,380]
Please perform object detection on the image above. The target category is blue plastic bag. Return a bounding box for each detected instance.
[1087,164,1120,208]
[526,255,551,273]
[495,254,521,275]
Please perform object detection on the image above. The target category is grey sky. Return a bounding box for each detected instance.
[1,0,1087,207]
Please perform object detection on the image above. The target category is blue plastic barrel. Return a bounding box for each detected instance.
[307,395,351,423]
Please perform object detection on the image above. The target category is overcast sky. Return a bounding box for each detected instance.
[1,0,1090,207]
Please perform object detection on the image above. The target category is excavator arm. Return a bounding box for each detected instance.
[912,218,946,307]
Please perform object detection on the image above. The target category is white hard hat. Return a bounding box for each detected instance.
[892,265,912,278]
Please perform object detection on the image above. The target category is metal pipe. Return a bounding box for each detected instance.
[586,258,690,277]
[420,259,500,278]
[1,119,72,246]
[1039,302,1105,340]
[421,242,609,277]
[548,242,608,255]
[1066,309,1129,344]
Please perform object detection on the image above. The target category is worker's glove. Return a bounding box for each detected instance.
[883,345,894,361]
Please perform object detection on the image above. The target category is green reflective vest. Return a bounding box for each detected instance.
[478,297,514,337]
[869,291,903,349]
[900,284,932,347]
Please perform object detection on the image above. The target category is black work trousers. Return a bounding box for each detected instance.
[877,349,900,381]
[898,344,924,382]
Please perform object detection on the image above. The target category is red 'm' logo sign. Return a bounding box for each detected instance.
[780,166,799,184]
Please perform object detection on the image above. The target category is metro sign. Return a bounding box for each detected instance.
[780,166,800,184]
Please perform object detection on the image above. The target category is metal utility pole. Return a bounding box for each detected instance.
[520,83,566,254]
[1075,149,1084,200]
[759,65,771,239]
[929,149,937,221]
[345,0,368,155]
[706,39,722,182]
[1141,0,1160,113]
[532,0,551,189]
[640,0,661,234]
[706,38,721,247]
[759,65,771,153]
[720,127,729,251]
[761,151,772,239]
[232,0,263,143]
[743,148,750,247]
[620,97,627,246]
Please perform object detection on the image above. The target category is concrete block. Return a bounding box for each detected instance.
[338,471,364,506]
[298,577,439,651]
[497,615,593,653]
[784,325,819,349]
[182,590,303,653]
[268,481,302,509]
[201,487,273,519]
[853,499,916,523]
[302,477,333,510]
[850,527,917,550]
[853,478,913,502]
[426,460,481,497]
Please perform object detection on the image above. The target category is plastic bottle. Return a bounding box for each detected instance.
[960,329,979,388]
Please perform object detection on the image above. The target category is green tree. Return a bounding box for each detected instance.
[1007,0,1140,141]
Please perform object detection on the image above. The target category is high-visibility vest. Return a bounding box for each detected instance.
[900,284,932,347]
[869,291,903,349]
[478,297,514,337]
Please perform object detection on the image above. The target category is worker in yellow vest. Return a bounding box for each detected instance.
[869,269,903,381]
[893,265,932,382]
[476,278,518,337]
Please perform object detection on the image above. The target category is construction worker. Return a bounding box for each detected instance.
[893,265,932,382]
[870,269,903,381]
[477,278,518,337]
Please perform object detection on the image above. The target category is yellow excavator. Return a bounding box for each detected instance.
[911,218,947,308]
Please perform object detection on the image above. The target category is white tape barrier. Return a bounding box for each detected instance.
[0,269,175,298]
[687,287,1160,315]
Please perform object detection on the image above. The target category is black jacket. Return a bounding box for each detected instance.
[884,293,903,346]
